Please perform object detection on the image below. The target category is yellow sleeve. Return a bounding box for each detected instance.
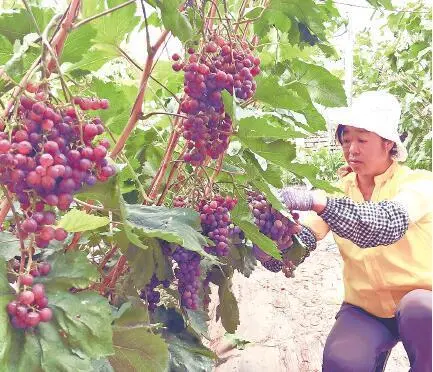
[300,211,330,241]
[393,169,433,223]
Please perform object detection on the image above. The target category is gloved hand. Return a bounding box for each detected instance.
[278,187,314,211]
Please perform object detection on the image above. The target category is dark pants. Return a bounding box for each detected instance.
[323,289,432,372]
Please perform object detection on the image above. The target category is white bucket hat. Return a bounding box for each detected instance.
[337,90,408,162]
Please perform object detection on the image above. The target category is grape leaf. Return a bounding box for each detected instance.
[120,204,216,260]
[36,251,99,290]
[157,0,194,42]
[109,327,169,372]
[39,323,93,372]
[0,35,13,65]
[217,277,239,334]
[165,332,216,372]
[48,291,113,359]
[58,209,110,232]
[237,137,296,170]
[237,115,306,141]
[0,261,15,370]
[290,59,346,107]
[231,193,280,260]
[0,7,55,43]
[0,231,20,260]
[112,298,149,327]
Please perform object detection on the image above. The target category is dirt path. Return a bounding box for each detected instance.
[206,234,410,372]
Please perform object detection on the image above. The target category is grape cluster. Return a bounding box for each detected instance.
[247,191,298,272]
[198,195,237,256]
[173,195,187,208]
[139,274,169,312]
[162,242,201,310]
[172,35,261,165]
[6,265,53,329]
[0,92,116,248]
[72,97,109,111]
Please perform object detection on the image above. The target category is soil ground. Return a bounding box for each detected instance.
[206,233,410,372]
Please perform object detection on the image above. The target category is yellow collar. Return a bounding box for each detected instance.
[343,160,399,189]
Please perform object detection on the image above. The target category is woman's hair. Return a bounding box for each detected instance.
[335,124,398,156]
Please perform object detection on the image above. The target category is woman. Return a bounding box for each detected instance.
[280,91,432,372]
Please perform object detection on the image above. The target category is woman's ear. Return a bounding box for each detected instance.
[383,139,395,153]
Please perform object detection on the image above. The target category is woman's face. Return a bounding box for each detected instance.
[340,126,394,177]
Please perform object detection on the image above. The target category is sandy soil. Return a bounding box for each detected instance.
[206,233,410,372]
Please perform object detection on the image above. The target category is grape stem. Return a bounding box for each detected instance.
[156,145,187,205]
[98,245,118,272]
[205,153,224,197]
[72,0,136,29]
[147,115,183,201]
[0,186,26,279]
[0,198,11,226]
[110,30,170,158]
[46,0,82,73]
[117,46,182,104]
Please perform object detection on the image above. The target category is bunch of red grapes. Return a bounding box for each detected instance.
[0,92,116,248]
[172,35,261,165]
[247,191,298,272]
[6,261,53,329]
[197,194,237,256]
[162,242,201,310]
[139,274,170,312]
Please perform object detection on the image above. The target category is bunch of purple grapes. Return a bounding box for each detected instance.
[171,35,261,165]
[139,274,170,312]
[0,92,116,248]
[247,191,298,272]
[6,263,53,329]
[162,242,201,310]
[197,195,237,256]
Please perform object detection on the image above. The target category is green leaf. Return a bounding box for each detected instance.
[238,115,306,141]
[113,298,149,327]
[0,7,55,43]
[6,331,43,372]
[61,24,98,64]
[221,90,235,120]
[91,358,115,372]
[185,309,209,338]
[166,333,216,372]
[58,209,110,232]
[366,0,393,10]
[91,0,139,45]
[120,204,215,259]
[254,8,291,37]
[49,291,113,359]
[217,277,239,334]
[291,59,346,107]
[66,43,119,75]
[0,231,20,260]
[237,137,296,170]
[285,163,342,193]
[3,37,40,79]
[109,327,169,372]
[0,261,15,370]
[255,75,306,111]
[157,0,194,42]
[244,6,265,19]
[36,251,99,290]
[123,244,155,289]
[231,192,280,260]
[38,323,92,372]
[76,175,120,210]
[0,35,13,65]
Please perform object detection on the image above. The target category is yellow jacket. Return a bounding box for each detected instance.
[303,161,432,318]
